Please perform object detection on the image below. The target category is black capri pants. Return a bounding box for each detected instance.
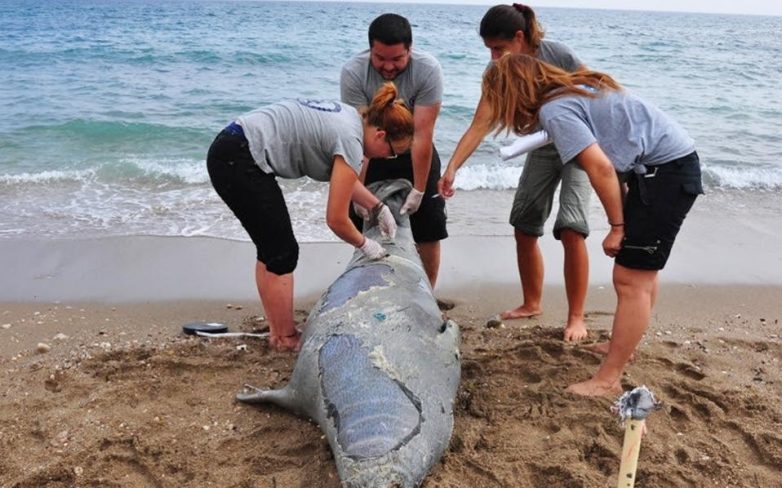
[206,129,299,275]
[616,151,703,270]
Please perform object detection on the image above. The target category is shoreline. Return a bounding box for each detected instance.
[3,186,782,305]
[1,227,780,306]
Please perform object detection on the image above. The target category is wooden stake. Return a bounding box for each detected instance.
[617,419,645,488]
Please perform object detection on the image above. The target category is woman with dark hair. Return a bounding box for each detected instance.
[482,53,703,396]
[439,4,591,342]
[207,83,414,351]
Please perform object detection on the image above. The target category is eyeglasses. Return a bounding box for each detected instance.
[385,137,398,160]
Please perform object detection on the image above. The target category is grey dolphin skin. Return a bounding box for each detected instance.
[236,179,461,487]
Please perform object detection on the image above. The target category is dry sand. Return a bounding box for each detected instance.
[2,199,782,487]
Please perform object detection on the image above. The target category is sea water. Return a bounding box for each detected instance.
[2,0,781,241]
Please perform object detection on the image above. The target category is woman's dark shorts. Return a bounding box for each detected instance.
[206,129,298,275]
[350,144,448,243]
[616,151,703,270]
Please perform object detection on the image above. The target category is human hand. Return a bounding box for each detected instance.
[374,203,397,239]
[359,237,388,260]
[400,188,424,215]
[438,170,456,199]
[603,226,624,257]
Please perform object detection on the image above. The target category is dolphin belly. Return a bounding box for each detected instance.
[320,334,421,459]
[237,179,460,487]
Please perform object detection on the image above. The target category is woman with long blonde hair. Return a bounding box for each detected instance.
[207,82,413,351]
[484,53,703,397]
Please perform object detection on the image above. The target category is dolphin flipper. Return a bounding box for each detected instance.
[236,385,295,409]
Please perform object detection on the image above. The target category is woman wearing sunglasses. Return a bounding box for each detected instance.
[207,82,413,351]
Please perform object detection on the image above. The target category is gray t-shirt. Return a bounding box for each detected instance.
[485,39,581,74]
[237,99,364,181]
[537,39,582,71]
[539,89,695,172]
[340,48,443,111]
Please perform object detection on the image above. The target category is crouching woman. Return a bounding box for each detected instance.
[482,54,703,396]
[207,83,413,351]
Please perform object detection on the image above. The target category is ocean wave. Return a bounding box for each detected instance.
[0,157,209,186]
[705,165,782,190]
[18,119,205,142]
[0,169,96,184]
[4,157,778,192]
[452,164,524,191]
[449,162,782,191]
[119,157,210,184]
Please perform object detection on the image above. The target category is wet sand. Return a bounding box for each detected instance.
[2,201,782,486]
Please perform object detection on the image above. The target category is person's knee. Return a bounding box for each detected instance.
[514,229,539,249]
[560,228,586,245]
[261,248,299,275]
[613,265,656,298]
[416,241,440,261]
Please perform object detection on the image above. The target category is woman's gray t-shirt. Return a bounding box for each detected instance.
[237,99,364,181]
[537,39,581,70]
[538,89,695,173]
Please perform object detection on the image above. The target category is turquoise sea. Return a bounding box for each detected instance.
[2,0,781,241]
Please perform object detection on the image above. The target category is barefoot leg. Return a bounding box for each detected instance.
[567,265,658,396]
[500,231,544,320]
[256,261,300,352]
[561,229,588,341]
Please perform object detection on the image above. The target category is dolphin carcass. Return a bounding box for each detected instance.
[237,179,461,487]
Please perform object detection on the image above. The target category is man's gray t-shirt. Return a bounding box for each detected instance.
[340,49,443,111]
[539,89,695,173]
[237,99,364,181]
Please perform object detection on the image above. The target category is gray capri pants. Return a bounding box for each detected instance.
[509,144,592,239]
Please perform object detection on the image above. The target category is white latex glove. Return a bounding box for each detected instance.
[374,203,397,239]
[359,237,387,260]
[400,188,424,215]
[353,202,370,220]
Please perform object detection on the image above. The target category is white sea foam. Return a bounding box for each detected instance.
[451,164,524,191]
[0,169,96,184]
[705,165,782,190]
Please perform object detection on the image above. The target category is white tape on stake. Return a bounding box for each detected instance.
[499,130,551,160]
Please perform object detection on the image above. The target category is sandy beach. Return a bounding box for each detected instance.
[2,194,782,487]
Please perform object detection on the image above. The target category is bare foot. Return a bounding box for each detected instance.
[566,378,623,397]
[584,341,636,362]
[499,305,542,320]
[563,319,588,342]
[269,330,301,352]
[584,341,611,355]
